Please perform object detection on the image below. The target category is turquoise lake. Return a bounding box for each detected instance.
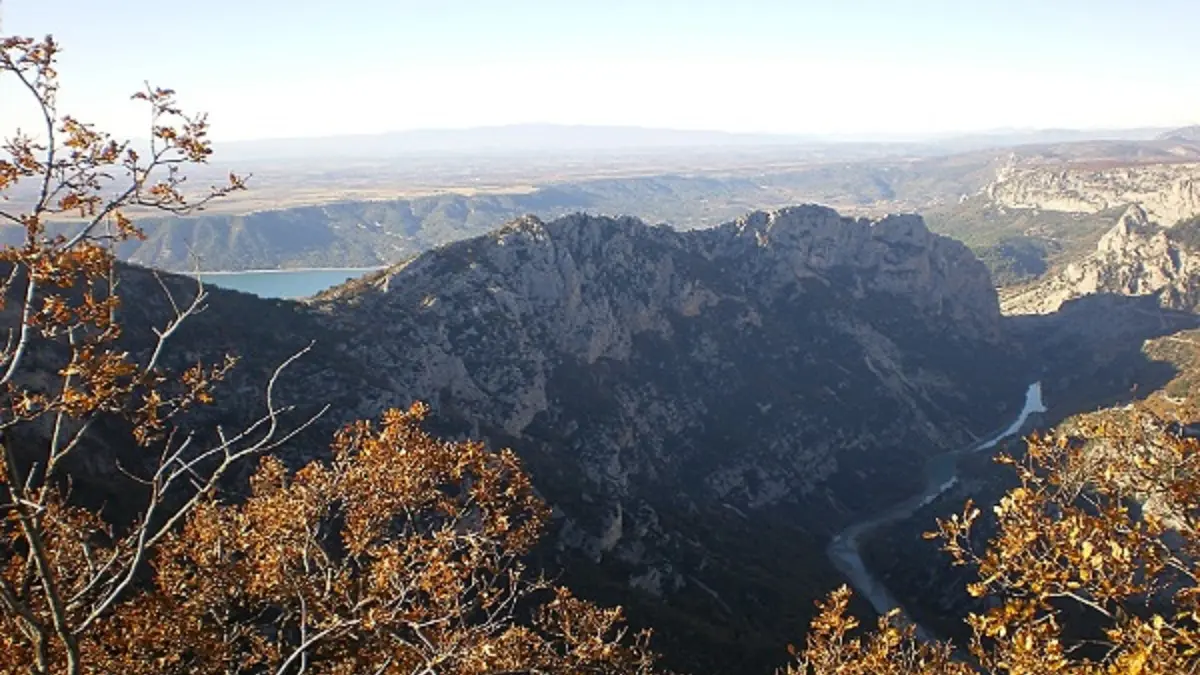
[200,268,381,299]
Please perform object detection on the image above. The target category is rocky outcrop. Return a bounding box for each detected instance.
[1002,206,1200,315]
[697,208,1003,342]
[986,162,1200,226]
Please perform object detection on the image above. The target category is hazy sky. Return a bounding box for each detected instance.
[2,0,1197,141]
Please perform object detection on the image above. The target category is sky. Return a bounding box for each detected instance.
[1,0,1198,142]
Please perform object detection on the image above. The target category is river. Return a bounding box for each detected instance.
[826,382,1048,641]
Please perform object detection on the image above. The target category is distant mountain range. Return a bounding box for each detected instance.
[209,123,1177,161]
[13,165,1001,272]
[14,135,1195,281]
[212,125,817,160]
[1159,125,1200,142]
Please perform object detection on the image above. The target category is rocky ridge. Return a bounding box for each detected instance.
[305,205,1026,669]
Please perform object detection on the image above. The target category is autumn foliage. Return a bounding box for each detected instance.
[30,404,656,675]
[788,413,1200,674]
[0,34,658,675]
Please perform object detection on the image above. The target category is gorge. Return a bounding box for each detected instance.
[50,203,1035,673]
[828,381,1047,641]
[15,196,1198,673]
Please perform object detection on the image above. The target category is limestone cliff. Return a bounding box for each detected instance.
[1002,206,1200,315]
[316,206,1009,510]
[305,205,1025,670]
[986,162,1200,226]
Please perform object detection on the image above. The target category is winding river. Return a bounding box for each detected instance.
[826,382,1048,641]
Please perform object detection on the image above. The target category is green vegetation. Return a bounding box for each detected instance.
[924,197,1127,285]
[973,236,1055,285]
[1167,214,1200,250]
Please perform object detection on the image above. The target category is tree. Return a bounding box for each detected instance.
[786,410,1200,674]
[0,34,659,675]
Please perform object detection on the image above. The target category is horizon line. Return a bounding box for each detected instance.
[205,122,1192,146]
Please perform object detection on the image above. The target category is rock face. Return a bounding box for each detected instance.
[1002,206,1200,315]
[985,162,1200,226]
[317,207,1010,505]
[306,206,1025,670]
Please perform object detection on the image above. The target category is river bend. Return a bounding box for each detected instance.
[826,382,1048,640]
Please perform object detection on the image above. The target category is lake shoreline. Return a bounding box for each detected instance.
[183,267,390,299]
[179,266,388,276]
